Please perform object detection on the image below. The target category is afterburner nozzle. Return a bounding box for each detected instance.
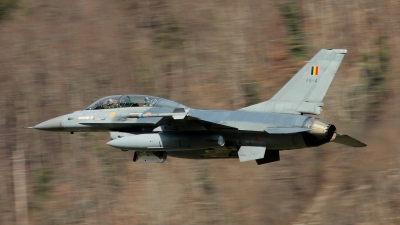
[302,118,336,147]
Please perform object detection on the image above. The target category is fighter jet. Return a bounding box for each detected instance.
[30,48,366,164]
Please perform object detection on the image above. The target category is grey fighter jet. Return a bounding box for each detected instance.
[31,49,366,165]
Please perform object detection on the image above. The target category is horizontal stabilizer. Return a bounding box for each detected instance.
[265,127,310,134]
[238,146,266,162]
[332,134,367,147]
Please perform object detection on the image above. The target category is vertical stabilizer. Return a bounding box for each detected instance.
[240,49,347,115]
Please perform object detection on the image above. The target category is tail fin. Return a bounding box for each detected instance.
[241,49,347,115]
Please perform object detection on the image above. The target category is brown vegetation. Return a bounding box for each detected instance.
[0,0,399,224]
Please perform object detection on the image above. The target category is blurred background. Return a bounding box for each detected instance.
[0,0,399,224]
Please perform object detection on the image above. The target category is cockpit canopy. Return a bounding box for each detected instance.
[85,95,185,110]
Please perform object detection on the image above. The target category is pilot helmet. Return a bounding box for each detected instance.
[106,99,113,105]
[144,97,151,105]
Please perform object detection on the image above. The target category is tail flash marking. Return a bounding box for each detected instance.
[311,66,318,76]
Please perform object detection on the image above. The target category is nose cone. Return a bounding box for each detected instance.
[34,116,65,131]
[107,137,132,150]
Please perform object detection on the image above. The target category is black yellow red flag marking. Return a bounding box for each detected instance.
[311,66,318,76]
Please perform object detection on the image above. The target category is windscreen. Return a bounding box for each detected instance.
[85,95,161,110]
[85,95,122,110]
[119,95,160,107]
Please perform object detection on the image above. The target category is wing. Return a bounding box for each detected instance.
[240,48,347,115]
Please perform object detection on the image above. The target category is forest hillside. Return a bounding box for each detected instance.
[0,0,399,224]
